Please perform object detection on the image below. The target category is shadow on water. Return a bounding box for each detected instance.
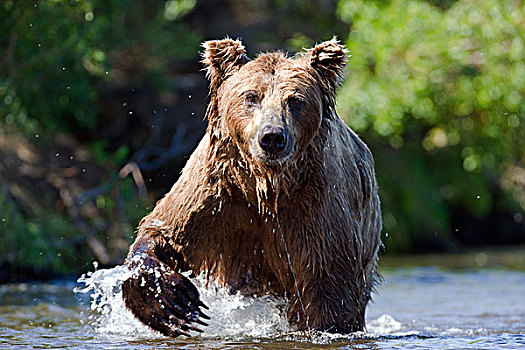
[1,247,524,349]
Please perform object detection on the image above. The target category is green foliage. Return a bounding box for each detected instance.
[0,177,147,276]
[0,1,200,275]
[337,0,525,251]
[0,0,201,135]
[1,0,106,132]
[0,187,80,274]
[89,142,129,166]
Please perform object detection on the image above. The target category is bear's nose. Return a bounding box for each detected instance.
[259,125,287,154]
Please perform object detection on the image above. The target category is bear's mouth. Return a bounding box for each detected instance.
[261,152,292,166]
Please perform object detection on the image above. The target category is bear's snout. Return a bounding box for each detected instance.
[258,125,287,154]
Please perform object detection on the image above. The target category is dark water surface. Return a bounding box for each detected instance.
[1,249,524,349]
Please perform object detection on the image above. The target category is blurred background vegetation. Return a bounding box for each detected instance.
[0,0,524,281]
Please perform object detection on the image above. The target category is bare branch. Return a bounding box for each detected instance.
[119,161,147,198]
[47,173,111,265]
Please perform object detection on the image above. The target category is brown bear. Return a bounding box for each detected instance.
[122,38,382,337]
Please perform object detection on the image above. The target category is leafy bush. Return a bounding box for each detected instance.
[0,0,201,135]
[0,0,200,277]
[337,0,525,251]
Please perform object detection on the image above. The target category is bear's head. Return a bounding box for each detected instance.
[202,38,347,172]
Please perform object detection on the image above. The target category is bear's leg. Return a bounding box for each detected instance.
[287,279,366,334]
[122,230,209,337]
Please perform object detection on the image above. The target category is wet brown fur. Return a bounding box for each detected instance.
[124,38,382,334]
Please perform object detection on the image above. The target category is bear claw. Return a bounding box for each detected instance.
[122,254,208,337]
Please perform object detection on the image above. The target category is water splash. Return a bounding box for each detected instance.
[366,314,403,335]
[75,265,292,340]
[75,264,155,337]
[192,274,292,339]
[74,265,419,344]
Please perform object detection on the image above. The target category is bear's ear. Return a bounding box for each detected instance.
[202,38,249,91]
[307,38,348,90]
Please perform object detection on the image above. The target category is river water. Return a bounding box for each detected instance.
[1,249,524,349]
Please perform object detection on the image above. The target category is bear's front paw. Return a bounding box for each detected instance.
[122,254,209,337]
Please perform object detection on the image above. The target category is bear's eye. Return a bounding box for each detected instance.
[288,96,304,111]
[244,91,259,106]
